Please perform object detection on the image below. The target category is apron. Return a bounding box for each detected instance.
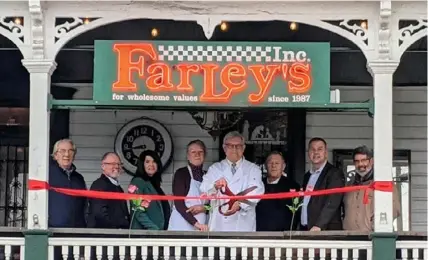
[168,166,207,231]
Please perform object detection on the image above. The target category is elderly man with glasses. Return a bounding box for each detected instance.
[49,139,87,228]
[200,131,265,232]
[87,152,130,229]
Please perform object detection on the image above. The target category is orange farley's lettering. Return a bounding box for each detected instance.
[112,43,312,104]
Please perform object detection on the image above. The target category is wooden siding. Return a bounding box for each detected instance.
[306,86,427,232]
[70,85,219,195]
[69,85,426,231]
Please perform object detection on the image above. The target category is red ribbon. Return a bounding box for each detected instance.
[28,179,393,204]
[363,181,394,204]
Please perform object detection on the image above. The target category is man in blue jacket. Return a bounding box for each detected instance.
[49,139,87,228]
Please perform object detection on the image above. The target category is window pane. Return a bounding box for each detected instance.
[393,165,410,231]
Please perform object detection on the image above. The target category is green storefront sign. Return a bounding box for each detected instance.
[93,40,330,107]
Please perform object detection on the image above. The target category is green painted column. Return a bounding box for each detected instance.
[371,232,397,260]
[24,230,50,260]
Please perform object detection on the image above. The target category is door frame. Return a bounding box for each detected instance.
[217,108,306,184]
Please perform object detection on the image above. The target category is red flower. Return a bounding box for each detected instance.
[141,200,150,208]
[128,185,137,194]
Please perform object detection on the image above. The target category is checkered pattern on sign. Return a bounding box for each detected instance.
[157,45,273,63]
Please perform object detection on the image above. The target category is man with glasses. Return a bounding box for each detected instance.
[343,145,401,231]
[87,152,130,229]
[200,131,265,231]
[49,139,87,228]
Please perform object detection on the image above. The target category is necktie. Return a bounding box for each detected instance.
[231,163,237,174]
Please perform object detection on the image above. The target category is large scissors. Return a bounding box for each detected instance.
[218,185,258,216]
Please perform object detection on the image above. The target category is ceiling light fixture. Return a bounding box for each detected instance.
[151,28,159,38]
[14,17,22,25]
[220,22,228,32]
[290,22,298,31]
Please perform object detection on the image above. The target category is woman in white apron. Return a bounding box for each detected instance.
[168,140,208,231]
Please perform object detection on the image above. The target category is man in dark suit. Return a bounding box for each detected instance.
[300,137,345,231]
[87,152,130,229]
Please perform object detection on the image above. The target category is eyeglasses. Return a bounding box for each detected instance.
[57,149,75,155]
[103,162,123,167]
[353,158,370,164]
[225,144,244,150]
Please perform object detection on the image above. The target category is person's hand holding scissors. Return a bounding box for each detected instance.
[214,178,227,190]
[225,201,241,215]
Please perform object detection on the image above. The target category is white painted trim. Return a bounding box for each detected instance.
[398,28,428,60]
[48,15,373,59]
[0,27,26,57]
[1,0,424,233]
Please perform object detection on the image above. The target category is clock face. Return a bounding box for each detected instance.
[114,117,173,175]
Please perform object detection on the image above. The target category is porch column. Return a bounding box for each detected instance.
[367,60,399,260]
[22,59,57,260]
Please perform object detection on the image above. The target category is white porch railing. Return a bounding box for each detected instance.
[48,238,372,260]
[0,237,25,260]
[1,229,426,260]
[396,241,428,260]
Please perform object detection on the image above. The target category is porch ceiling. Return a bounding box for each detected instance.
[59,19,360,49]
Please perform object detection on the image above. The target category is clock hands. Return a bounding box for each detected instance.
[115,119,173,176]
[132,144,147,149]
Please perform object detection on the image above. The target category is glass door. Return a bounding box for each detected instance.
[219,110,288,177]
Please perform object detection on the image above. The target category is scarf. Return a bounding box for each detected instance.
[189,162,203,182]
[354,168,374,185]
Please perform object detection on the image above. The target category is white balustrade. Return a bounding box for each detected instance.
[48,238,373,260]
[0,237,25,260]
[396,241,428,260]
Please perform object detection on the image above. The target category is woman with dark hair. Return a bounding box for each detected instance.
[168,140,209,231]
[128,150,171,230]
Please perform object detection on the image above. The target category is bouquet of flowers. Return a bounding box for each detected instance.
[128,185,151,237]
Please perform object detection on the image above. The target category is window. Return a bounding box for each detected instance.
[0,145,28,227]
[333,149,411,231]
[0,107,29,126]
[219,111,288,176]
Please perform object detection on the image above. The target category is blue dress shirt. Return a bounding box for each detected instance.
[300,161,327,226]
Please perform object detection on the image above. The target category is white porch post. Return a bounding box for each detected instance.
[367,61,398,233]
[22,59,57,230]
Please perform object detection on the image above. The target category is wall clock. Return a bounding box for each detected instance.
[114,117,173,175]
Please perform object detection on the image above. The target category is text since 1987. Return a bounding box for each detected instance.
[292,95,311,102]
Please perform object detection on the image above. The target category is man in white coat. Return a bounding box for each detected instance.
[200,131,265,231]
